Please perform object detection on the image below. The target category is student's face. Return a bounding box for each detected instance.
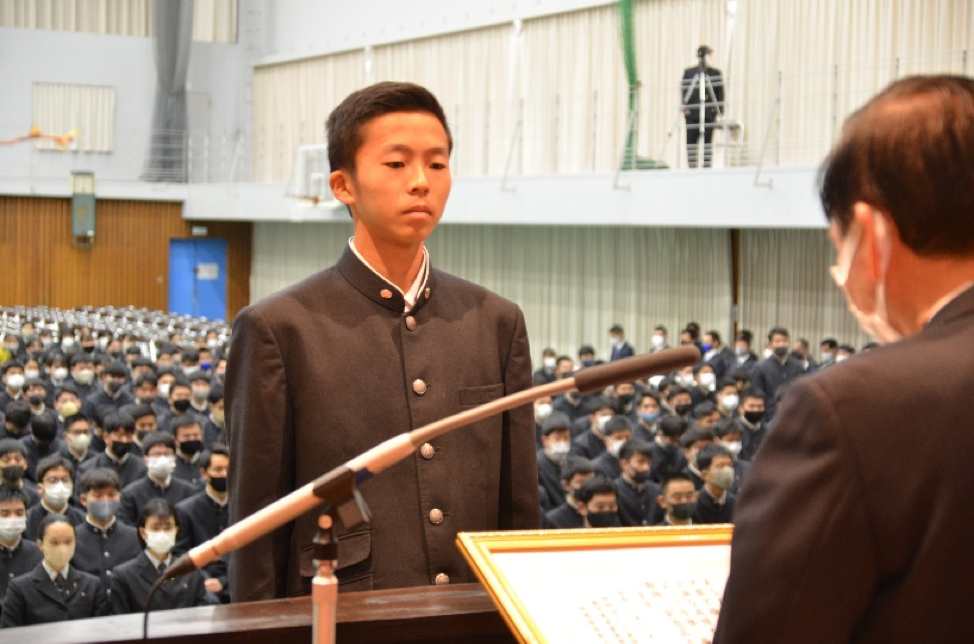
[770,334,790,351]
[637,397,660,414]
[623,452,651,478]
[541,428,570,450]
[563,472,594,494]
[0,499,26,519]
[170,386,191,404]
[660,481,698,510]
[136,382,157,400]
[204,454,229,480]
[584,493,618,515]
[696,412,720,429]
[139,514,177,543]
[332,111,451,249]
[176,424,204,445]
[0,452,27,469]
[706,455,734,474]
[741,397,765,414]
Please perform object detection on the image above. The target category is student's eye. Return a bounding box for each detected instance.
[385,161,404,169]
[430,162,447,170]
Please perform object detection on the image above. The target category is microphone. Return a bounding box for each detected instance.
[163,346,701,580]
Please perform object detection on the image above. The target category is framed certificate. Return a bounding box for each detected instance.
[457,525,732,644]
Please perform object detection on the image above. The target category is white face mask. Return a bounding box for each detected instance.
[762,348,773,359]
[0,516,27,541]
[721,394,739,412]
[158,383,171,399]
[698,373,716,390]
[24,369,40,380]
[74,369,95,385]
[6,374,25,391]
[651,335,666,349]
[835,354,849,363]
[543,357,556,370]
[596,415,611,433]
[68,432,92,453]
[535,403,553,422]
[52,367,69,381]
[42,482,73,508]
[821,351,833,362]
[830,216,903,344]
[545,442,570,464]
[607,438,627,458]
[147,455,177,479]
[721,440,743,456]
[145,529,177,555]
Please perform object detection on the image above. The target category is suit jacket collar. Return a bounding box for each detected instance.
[31,563,75,605]
[336,246,434,316]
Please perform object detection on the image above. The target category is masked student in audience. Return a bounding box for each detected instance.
[818,338,838,367]
[836,344,856,362]
[0,513,110,627]
[551,356,588,423]
[693,444,736,524]
[700,330,735,379]
[78,411,147,489]
[736,387,768,462]
[537,412,572,514]
[632,391,663,442]
[712,420,751,494]
[655,472,699,526]
[650,325,669,352]
[570,396,616,459]
[126,404,158,454]
[156,377,198,435]
[715,378,740,420]
[86,361,133,413]
[0,439,39,508]
[750,327,803,421]
[188,372,211,416]
[176,444,229,602]
[532,394,554,448]
[649,415,688,484]
[591,416,633,481]
[118,432,198,526]
[533,348,558,384]
[0,361,26,412]
[790,338,817,374]
[666,385,694,423]
[573,476,621,528]
[59,413,96,482]
[67,354,98,403]
[73,467,141,591]
[202,385,226,449]
[0,485,43,621]
[615,439,662,527]
[2,399,30,442]
[681,427,716,490]
[52,385,83,425]
[689,363,718,406]
[20,412,65,483]
[155,369,177,406]
[610,381,639,416]
[110,498,213,614]
[25,456,85,540]
[732,332,758,375]
[180,349,200,376]
[210,356,227,388]
[171,417,209,489]
[542,457,596,529]
[24,377,51,416]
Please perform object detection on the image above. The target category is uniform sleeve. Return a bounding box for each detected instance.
[118,487,138,526]
[225,305,294,602]
[713,377,876,643]
[109,572,132,615]
[93,580,111,617]
[497,306,541,530]
[0,578,27,628]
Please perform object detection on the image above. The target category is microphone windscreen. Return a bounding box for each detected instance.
[573,347,701,394]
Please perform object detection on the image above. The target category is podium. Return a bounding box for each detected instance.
[0,584,516,644]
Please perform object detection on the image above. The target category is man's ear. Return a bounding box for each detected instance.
[329,170,355,207]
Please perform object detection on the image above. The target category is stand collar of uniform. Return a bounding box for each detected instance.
[338,243,434,315]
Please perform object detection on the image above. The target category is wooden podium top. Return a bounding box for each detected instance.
[0,583,517,644]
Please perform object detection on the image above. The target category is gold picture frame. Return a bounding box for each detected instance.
[457,525,733,644]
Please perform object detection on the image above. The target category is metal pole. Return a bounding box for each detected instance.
[754,71,781,188]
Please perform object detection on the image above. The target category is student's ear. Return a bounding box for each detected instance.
[79,494,88,508]
[329,170,355,206]
[138,527,146,541]
[657,495,666,509]
[574,500,587,516]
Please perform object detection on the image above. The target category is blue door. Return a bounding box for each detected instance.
[169,238,228,320]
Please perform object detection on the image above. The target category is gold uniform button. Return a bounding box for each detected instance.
[421,443,435,459]
[435,573,450,585]
[425,288,431,299]
[405,316,417,331]
[380,289,393,299]
[412,379,427,395]
[429,508,444,525]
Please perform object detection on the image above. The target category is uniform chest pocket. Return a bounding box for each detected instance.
[459,383,504,407]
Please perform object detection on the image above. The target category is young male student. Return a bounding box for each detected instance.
[655,473,699,526]
[1,514,110,627]
[0,439,40,508]
[25,456,85,540]
[176,445,229,603]
[118,432,197,525]
[542,457,596,529]
[72,468,141,591]
[693,444,736,524]
[0,486,43,620]
[573,477,621,529]
[110,498,211,614]
[226,82,538,600]
[78,412,147,489]
[537,412,572,514]
[614,439,661,527]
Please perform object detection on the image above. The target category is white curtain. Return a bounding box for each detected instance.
[32,82,115,152]
[252,221,734,366]
[737,228,870,351]
[0,0,237,42]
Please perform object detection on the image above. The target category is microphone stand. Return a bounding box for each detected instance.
[157,347,701,644]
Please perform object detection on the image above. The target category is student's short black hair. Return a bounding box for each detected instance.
[137,498,180,549]
[713,419,744,439]
[609,325,624,335]
[62,413,90,430]
[4,400,31,429]
[704,330,722,343]
[38,513,75,541]
[208,384,224,404]
[326,81,453,175]
[142,431,176,455]
[101,361,127,378]
[0,438,27,459]
[659,416,687,439]
[666,385,690,401]
[618,438,653,462]
[821,338,838,349]
[660,472,695,495]
[30,412,58,438]
[654,325,668,334]
[104,411,136,436]
[586,395,617,415]
[200,444,229,470]
[135,373,158,388]
[170,415,202,437]
[541,412,572,436]
[696,444,732,471]
[55,383,80,400]
[768,327,790,341]
[578,345,596,357]
[604,415,632,437]
[560,456,596,482]
[129,404,156,423]
[181,349,200,364]
[636,390,661,406]
[575,476,618,504]
[0,484,29,508]
[69,353,95,367]
[169,377,192,394]
[79,467,121,494]
[680,427,714,449]
[693,402,717,418]
[740,387,766,403]
[36,455,74,482]
[1,360,24,375]
[188,371,211,384]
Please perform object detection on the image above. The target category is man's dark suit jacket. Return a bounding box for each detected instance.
[610,342,634,361]
[110,552,211,614]
[118,475,198,525]
[226,247,539,601]
[715,285,974,642]
[1,564,109,627]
